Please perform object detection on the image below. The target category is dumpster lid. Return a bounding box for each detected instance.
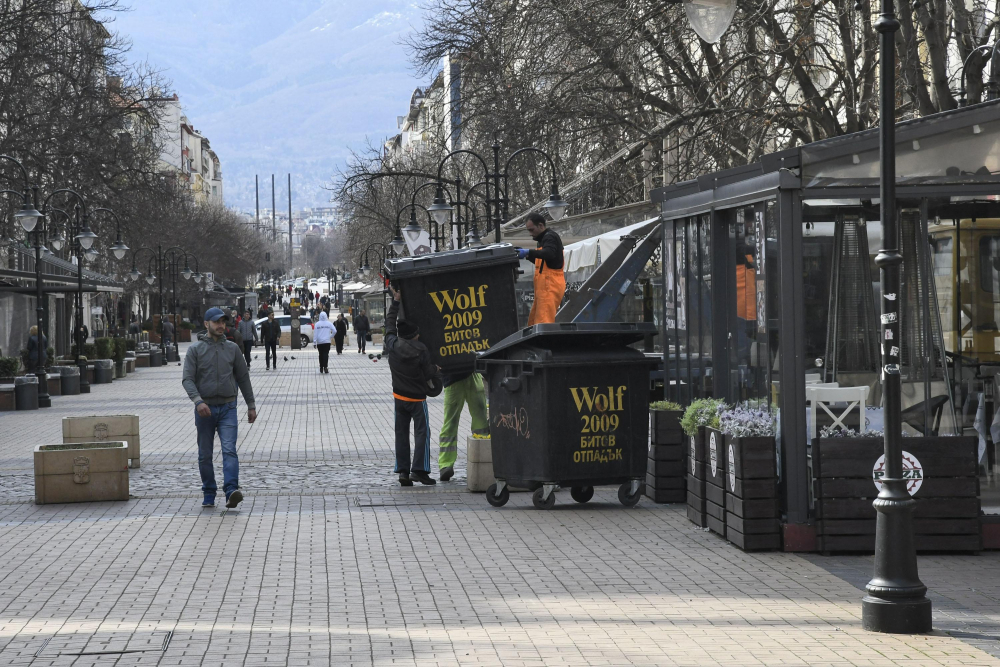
[479,322,657,359]
[384,243,519,279]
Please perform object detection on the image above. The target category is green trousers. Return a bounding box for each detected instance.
[438,372,490,468]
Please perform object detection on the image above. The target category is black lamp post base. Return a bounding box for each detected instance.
[80,383,90,393]
[862,595,932,633]
[38,395,51,408]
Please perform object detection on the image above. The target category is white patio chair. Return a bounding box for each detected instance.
[806,385,870,440]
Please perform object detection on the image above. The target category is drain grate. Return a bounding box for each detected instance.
[34,630,172,657]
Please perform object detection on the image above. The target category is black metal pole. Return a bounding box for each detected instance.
[862,0,932,633]
[493,140,503,243]
[271,174,276,243]
[33,228,51,407]
[255,175,260,233]
[76,239,90,394]
[288,174,293,268]
[158,245,167,365]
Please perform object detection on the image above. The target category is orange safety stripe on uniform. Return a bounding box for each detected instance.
[393,393,426,402]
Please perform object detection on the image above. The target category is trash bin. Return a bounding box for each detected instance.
[166,345,178,363]
[384,243,520,375]
[14,375,39,410]
[94,359,114,384]
[476,322,658,509]
[60,365,80,395]
[148,348,162,367]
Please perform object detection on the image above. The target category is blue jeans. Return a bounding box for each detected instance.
[195,401,239,496]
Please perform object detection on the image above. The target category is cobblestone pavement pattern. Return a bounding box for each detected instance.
[1,344,999,666]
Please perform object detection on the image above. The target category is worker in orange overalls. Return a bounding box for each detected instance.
[518,212,566,325]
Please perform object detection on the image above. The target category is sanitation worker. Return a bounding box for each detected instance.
[517,212,565,325]
[437,370,490,482]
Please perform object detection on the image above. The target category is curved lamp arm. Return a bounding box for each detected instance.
[503,146,568,222]
[961,44,995,106]
[0,157,43,233]
[91,207,129,259]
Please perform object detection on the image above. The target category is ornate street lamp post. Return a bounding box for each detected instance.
[128,245,196,365]
[0,156,45,403]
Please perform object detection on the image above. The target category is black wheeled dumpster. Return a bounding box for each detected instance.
[383,244,520,375]
[476,322,658,509]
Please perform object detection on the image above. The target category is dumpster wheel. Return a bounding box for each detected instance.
[486,482,509,507]
[618,481,642,507]
[532,486,557,510]
[570,486,594,504]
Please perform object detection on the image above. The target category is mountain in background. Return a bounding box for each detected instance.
[112,1,424,209]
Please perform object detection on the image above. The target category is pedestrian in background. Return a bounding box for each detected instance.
[161,317,175,349]
[333,313,347,355]
[27,325,47,371]
[385,286,441,486]
[182,307,256,509]
[354,310,370,354]
[237,309,257,367]
[313,311,335,373]
[260,310,280,370]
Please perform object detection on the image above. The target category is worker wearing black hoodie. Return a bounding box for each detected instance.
[385,286,442,486]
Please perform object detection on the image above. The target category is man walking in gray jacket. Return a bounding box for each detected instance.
[183,307,257,508]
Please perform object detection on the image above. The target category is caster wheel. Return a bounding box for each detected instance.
[486,483,509,507]
[300,334,310,348]
[618,482,642,507]
[570,486,594,503]
[532,487,556,510]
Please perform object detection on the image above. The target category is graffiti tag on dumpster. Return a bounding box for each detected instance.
[570,386,626,464]
[493,408,530,439]
[430,285,492,356]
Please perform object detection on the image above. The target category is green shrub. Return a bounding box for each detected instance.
[0,356,20,377]
[680,398,726,436]
[71,343,97,359]
[112,338,127,363]
[95,337,113,360]
[46,347,54,363]
[649,400,683,411]
[125,339,136,351]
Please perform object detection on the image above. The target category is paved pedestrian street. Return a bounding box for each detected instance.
[2,345,1000,666]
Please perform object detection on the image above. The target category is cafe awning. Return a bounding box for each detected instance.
[562,217,661,273]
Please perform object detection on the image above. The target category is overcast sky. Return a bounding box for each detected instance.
[112,1,425,209]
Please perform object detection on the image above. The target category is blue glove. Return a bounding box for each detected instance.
[517,248,530,260]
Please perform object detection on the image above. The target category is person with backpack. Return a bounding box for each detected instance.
[385,286,442,486]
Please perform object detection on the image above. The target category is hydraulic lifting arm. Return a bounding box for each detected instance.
[556,218,663,323]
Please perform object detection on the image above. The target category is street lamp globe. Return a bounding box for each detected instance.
[110,238,129,260]
[428,186,453,226]
[403,209,424,234]
[466,224,483,247]
[192,272,202,284]
[41,244,53,256]
[145,273,156,285]
[50,232,65,251]
[683,0,737,44]
[129,268,141,281]
[391,230,406,254]
[15,203,43,233]
[181,266,193,280]
[75,226,98,250]
[83,246,99,262]
[542,193,570,222]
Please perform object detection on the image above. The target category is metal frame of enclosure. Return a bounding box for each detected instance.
[653,99,1000,527]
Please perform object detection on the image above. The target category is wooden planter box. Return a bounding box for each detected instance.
[125,358,135,373]
[179,329,192,342]
[813,436,980,553]
[685,426,709,527]
[650,409,684,446]
[135,353,150,368]
[645,412,686,503]
[47,374,61,396]
[0,385,13,411]
[34,441,129,504]
[724,435,780,551]
[63,415,141,469]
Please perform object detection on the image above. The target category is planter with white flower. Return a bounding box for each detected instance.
[718,402,780,551]
[680,399,725,528]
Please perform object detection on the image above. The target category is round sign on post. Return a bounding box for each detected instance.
[728,443,736,492]
[872,451,924,496]
[709,432,718,478]
[690,436,697,476]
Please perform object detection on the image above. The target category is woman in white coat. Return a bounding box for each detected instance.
[313,311,336,373]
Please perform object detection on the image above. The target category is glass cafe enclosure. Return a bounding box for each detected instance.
[653,100,1000,525]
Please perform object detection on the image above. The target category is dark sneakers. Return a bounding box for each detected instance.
[399,473,413,487]
[409,471,436,485]
[225,489,244,508]
[202,495,215,507]
[439,466,454,482]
